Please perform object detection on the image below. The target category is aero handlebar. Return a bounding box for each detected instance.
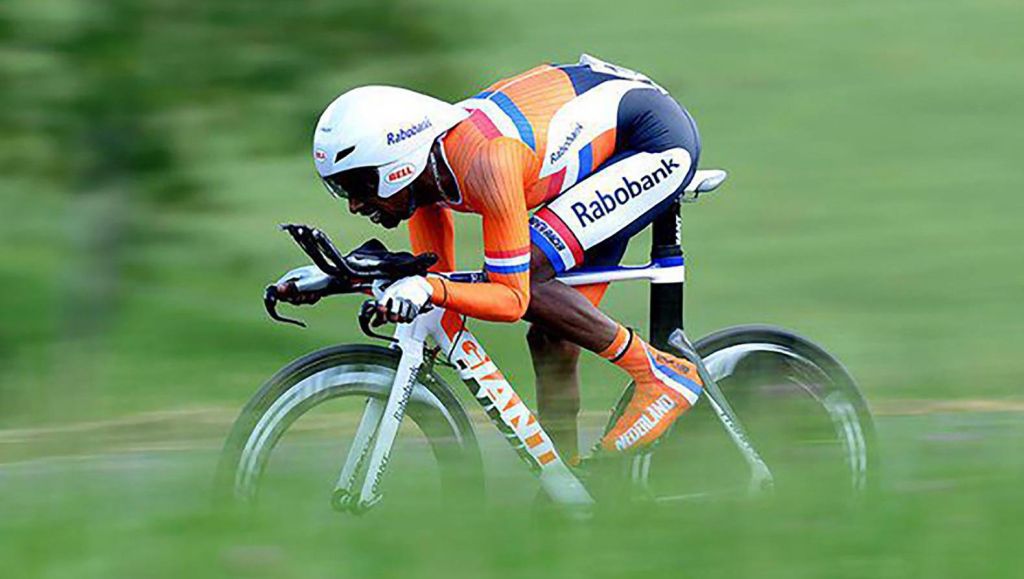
[263,224,437,333]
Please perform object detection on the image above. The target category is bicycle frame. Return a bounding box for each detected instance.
[332,201,773,512]
[334,301,594,512]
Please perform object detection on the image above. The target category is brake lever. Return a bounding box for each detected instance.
[358,299,398,343]
[264,285,307,328]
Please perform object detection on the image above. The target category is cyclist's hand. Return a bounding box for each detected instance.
[374,276,433,325]
[276,282,322,305]
[273,265,332,305]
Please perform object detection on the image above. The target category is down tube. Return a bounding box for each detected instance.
[429,310,592,506]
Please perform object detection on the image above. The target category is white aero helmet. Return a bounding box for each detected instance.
[313,85,468,199]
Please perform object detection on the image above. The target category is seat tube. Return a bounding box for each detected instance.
[649,200,683,350]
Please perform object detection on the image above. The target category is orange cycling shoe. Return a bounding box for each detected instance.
[598,327,703,453]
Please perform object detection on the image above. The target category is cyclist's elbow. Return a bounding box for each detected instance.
[497,290,530,323]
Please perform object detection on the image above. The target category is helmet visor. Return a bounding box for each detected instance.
[321,166,379,200]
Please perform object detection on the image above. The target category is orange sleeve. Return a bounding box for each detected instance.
[426,139,533,323]
[408,204,455,272]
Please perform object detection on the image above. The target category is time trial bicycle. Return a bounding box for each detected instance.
[216,169,876,514]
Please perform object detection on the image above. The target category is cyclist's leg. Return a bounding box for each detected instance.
[526,234,701,455]
[530,278,615,462]
[526,88,703,453]
[529,327,582,461]
[524,245,621,455]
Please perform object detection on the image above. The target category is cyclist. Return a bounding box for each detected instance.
[312,54,704,463]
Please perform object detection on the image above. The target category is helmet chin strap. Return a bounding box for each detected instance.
[427,139,459,204]
[404,188,416,219]
[405,140,453,219]
[404,149,437,217]
[427,148,444,197]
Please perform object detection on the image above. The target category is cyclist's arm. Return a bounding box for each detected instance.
[409,204,455,272]
[426,139,533,323]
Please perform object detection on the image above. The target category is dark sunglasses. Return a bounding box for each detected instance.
[322,166,379,200]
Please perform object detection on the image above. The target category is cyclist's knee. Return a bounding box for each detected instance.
[524,285,552,325]
[523,295,545,325]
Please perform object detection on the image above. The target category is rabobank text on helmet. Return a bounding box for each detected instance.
[387,117,433,146]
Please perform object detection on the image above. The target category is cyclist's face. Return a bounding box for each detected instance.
[347,186,413,229]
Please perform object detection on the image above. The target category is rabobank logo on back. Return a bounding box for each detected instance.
[387,117,433,146]
[549,123,583,164]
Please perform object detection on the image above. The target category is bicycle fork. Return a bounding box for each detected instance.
[331,319,428,514]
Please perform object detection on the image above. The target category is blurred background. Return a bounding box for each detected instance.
[2,0,1022,577]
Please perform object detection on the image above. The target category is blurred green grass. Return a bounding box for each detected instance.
[2,0,1024,576]
[1,412,1022,579]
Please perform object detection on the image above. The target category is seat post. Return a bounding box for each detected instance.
[649,200,684,350]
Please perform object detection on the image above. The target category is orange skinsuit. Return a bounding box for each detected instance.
[410,63,617,322]
[409,60,704,453]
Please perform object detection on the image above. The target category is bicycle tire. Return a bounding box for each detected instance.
[215,344,484,508]
[693,324,878,493]
[610,324,877,499]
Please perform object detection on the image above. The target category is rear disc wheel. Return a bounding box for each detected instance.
[628,325,876,501]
